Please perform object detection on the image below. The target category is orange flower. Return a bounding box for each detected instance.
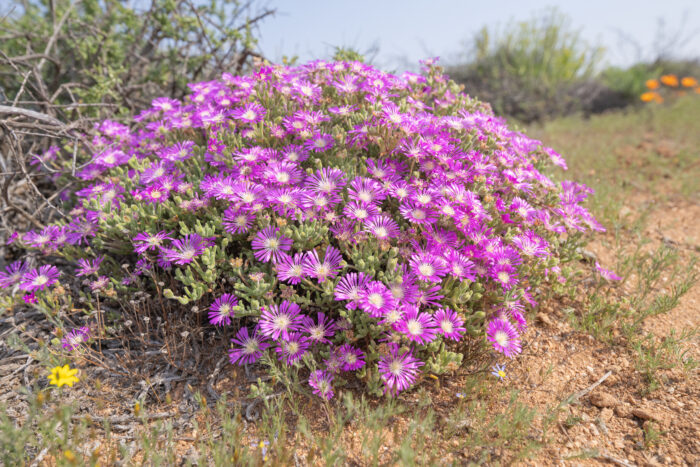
[660,74,679,87]
[640,92,659,102]
[681,76,698,87]
[645,79,660,90]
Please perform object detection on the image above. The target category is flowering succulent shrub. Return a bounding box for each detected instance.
[2,58,604,398]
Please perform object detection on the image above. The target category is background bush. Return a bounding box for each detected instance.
[447,9,605,123]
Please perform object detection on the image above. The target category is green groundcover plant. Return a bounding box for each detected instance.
[1,58,611,399]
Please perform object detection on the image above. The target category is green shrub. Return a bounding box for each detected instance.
[448,8,605,122]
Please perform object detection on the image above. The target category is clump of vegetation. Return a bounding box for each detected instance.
[448,8,605,122]
[0,56,609,399]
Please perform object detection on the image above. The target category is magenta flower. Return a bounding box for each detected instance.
[378,344,424,395]
[75,256,104,277]
[334,272,371,309]
[348,177,386,204]
[222,207,255,235]
[22,292,38,304]
[274,332,309,365]
[302,246,343,283]
[359,281,395,317]
[395,305,438,345]
[343,201,379,222]
[19,265,60,291]
[309,370,334,400]
[595,262,622,281]
[305,167,346,194]
[62,327,90,351]
[337,344,365,371]
[433,308,466,341]
[364,215,400,241]
[400,201,437,225]
[0,261,30,288]
[409,253,448,283]
[164,233,212,265]
[228,327,270,365]
[276,253,307,285]
[208,294,238,326]
[305,132,334,152]
[259,301,303,340]
[486,318,522,358]
[251,227,292,264]
[132,231,173,254]
[232,102,266,123]
[301,312,337,343]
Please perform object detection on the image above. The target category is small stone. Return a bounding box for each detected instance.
[600,408,613,422]
[614,405,632,418]
[590,392,620,408]
[632,408,659,421]
[536,313,553,326]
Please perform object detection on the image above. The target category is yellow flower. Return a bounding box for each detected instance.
[48,364,79,388]
[681,76,698,88]
[660,74,679,87]
[645,79,659,90]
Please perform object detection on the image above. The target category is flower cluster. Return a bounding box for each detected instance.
[5,58,605,398]
[641,74,700,103]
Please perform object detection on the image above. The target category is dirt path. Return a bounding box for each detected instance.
[518,198,700,466]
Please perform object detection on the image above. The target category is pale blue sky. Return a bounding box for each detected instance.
[256,1,700,70]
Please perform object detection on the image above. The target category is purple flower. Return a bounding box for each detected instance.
[89,276,110,291]
[305,167,346,194]
[0,261,30,288]
[275,253,307,285]
[208,294,238,326]
[359,281,395,317]
[222,207,255,235]
[232,102,266,123]
[400,201,437,225]
[378,344,423,395]
[364,215,400,240]
[75,256,104,277]
[62,327,90,351]
[19,265,60,291]
[486,318,522,358]
[302,246,343,283]
[229,327,270,365]
[433,308,466,341]
[274,332,309,365]
[395,305,438,345]
[337,344,365,371]
[251,227,292,264]
[595,262,622,281]
[305,132,334,152]
[309,370,334,400]
[22,292,37,304]
[259,301,303,341]
[334,272,371,309]
[132,231,173,254]
[491,363,507,381]
[301,312,337,343]
[409,253,448,283]
[164,233,212,265]
[343,201,379,222]
[348,177,386,204]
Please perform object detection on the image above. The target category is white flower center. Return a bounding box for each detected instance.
[274,315,290,330]
[441,320,453,334]
[494,331,509,346]
[368,293,384,308]
[406,319,422,336]
[418,263,434,277]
